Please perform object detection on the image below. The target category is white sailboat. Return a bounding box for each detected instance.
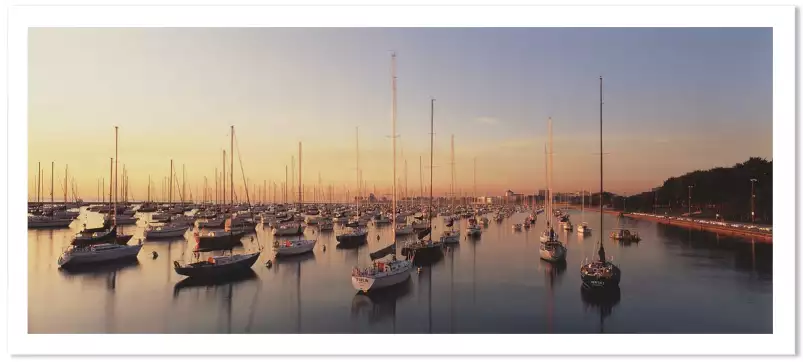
[351,53,412,292]
[539,118,567,262]
[58,126,142,268]
[440,135,460,244]
[577,189,592,235]
[273,238,316,256]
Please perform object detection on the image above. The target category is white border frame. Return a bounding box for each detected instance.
[7,5,795,356]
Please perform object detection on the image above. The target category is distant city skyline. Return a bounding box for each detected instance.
[28,28,772,201]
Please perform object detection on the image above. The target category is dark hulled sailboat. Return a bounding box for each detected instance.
[401,98,443,264]
[580,76,622,290]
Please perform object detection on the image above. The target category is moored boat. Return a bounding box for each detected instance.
[351,255,413,292]
[173,251,260,278]
[273,238,316,256]
[144,223,189,239]
[28,215,73,229]
[58,241,143,268]
[336,227,368,246]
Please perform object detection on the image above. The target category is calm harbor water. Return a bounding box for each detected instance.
[28,208,772,333]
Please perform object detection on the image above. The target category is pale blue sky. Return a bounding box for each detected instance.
[29,28,772,199]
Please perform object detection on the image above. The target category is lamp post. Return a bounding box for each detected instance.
[750,178,757,223]
[687,185,694,219]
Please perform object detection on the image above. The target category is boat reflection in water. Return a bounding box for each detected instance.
[542,259,566,333]
[58,258,141,278]
[273,251,316,333]
[350,278,412,326]
[173,269,259,297]
[580,285,621,333]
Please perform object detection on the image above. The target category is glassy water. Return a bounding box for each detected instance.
[28,208,772,333]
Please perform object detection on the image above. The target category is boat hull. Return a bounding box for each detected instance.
[275,241,317,256]
[402,243,443,265]
[581,269,621,289]
[58,244,142,268]
[539,244,567,262]
[174,252,260,278]
[351,267,412,292]
[441,233,461,244]
[336,233,368,246]
[28,218,73,228]
[273,225,305,236]
[145,227,189,239]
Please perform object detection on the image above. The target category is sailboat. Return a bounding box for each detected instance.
[337,128,368,245]
[539,118,567,263]
[351,53,413,292]
[194,127,253,249]
[402,97,444,261]
[577,190,592,235]
[580,77,622,290]
[440,135,460,244]
[58,127,142,268]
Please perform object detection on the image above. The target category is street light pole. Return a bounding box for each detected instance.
[688,185,694,219]
[750,178,757,223]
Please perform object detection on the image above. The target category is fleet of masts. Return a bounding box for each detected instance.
[29,56,622,297]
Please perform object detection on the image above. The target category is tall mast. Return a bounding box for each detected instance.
[473,157,476,207]
[148,175,151,202]
[113,126,118,226]
[544,144,548,219]
[356,127,359,211]
[37,162,40,205]
[419,156,423,208]
[169,159,173,205]
[108,158,113,208]
[182,164,186,206]
[450,135,455,209]
[598,76,606,261]
[391,52,397,244]
[50,161,54,204]
[548,117,554,227]
[230,125,234,207]
[298,142,302,207]
[64,164,68,204]
[429,98,435,225]
[222,151,226,207]
[291,156,295,204]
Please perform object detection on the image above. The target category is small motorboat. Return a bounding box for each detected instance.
[173,251,260,278]
[512,224,523,231]
[273,239,317,257]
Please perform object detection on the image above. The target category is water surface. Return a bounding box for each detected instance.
[28,208,772,333]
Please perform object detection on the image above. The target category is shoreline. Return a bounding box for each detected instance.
[567,206,772,243]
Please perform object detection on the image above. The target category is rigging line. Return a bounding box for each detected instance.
[234,133,251,205]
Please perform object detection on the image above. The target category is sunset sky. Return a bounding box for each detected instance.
[28,28,772,202]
